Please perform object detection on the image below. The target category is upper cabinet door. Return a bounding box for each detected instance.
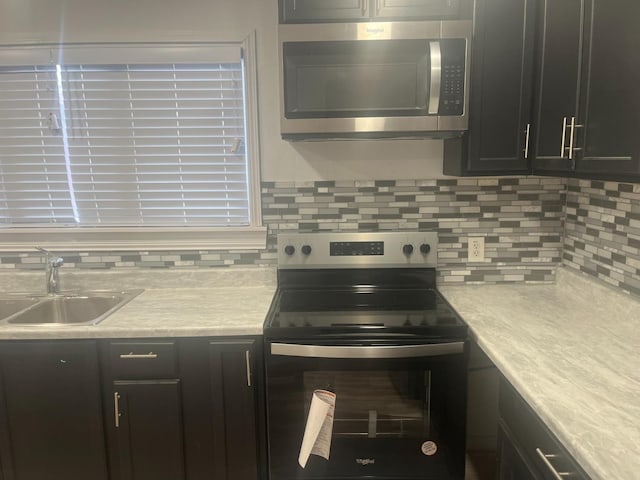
[279,0,369,23]
[442,0,535,176]
[373,0,461,19]
[531,0,584,174]
[573,0,640,178]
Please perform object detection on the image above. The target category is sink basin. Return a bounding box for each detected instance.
[4,290,143,326]
[0,297,40,320]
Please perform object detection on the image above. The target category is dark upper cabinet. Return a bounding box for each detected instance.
[0,341,108,480]
[443,0,536,175]
[373,0,462,19]
[279,0,463,22]
[573,0,640,178]
[529,0,583,175]
[532,0,640,180]
[279,0,369,22]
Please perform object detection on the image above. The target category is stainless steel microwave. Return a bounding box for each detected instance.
[279,20,472,140]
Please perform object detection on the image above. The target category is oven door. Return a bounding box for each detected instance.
[265,340,468,480]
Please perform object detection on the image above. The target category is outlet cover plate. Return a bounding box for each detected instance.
[468,237,485,262]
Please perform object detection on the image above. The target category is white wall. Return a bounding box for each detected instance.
[0,0,447,181]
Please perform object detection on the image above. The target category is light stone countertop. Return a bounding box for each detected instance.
[439,266,640,480]
[1,264,638,480]
[0,267,277,339]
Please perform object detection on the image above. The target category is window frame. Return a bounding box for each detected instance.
[0,33,265,251]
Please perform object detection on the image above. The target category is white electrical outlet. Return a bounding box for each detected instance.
[468,237,485,262]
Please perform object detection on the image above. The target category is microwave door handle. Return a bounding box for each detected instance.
[428,41,442,115]
[270,342,464,359]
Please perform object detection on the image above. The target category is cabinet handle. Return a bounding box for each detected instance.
[119,352,158,359]
[524,123,531,159]
[375,0,382,15]
[114,392,121,428]
[245,350,252,387]
[363,0,369,15]
[568,116,584,160]
[560,117,569,157]
[535,448,573,479]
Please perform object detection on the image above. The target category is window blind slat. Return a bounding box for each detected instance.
[0,54,250,228]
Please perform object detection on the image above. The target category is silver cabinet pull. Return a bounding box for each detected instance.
[375,0,382,15]
[271,341,464,359]
[560,117,569,157]
[114,392,121,428]
[568,116,576,160]
[535,448,573,479]
[245,350,252,387]
[568,116,584,160]
[119,352,158,359]
[428,41,442,115]
[524,123,531,159]
[363,0,369,15]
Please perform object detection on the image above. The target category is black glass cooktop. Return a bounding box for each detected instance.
[264,287,467,341]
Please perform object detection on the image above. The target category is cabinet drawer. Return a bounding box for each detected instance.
[499,377,590,480]
[109,341,177,379]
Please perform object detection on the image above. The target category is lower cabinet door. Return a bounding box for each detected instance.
[209,339,260,480]
[497,424,541,480]
[0,341,108,480]
[111,379,185,480]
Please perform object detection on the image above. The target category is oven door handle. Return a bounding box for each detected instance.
[270,342,464,359]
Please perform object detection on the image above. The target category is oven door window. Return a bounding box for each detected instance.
[266,353,467,480]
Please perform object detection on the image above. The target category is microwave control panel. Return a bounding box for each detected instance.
[438,39,466,116]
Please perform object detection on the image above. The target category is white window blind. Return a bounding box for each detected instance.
[0,45,256,230]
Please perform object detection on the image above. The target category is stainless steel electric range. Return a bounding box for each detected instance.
[263,231,468,480]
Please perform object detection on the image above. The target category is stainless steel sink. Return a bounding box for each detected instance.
[1,290,143,326]
[0,297,41,320]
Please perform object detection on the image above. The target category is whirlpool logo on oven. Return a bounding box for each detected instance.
[356,458,375,466]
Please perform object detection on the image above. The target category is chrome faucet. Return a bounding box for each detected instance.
[35,247,64,295]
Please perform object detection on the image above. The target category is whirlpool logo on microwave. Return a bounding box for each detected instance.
[356,458,375,466]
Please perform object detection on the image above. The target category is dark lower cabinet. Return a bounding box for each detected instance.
[209,339,261,480]
[497,425,538,480]
[180,338,263,480]
[102,341,185,480]
[0,341,108,480]
[0,337,263,480]
[111,380,185,480]
[498,377,590,480]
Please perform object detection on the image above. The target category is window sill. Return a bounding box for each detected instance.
[0,226,267,252]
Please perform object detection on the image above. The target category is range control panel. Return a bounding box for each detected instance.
[277,231,438,269]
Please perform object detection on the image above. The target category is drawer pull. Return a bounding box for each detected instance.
[535,448,573,479]
[119,352,158,359]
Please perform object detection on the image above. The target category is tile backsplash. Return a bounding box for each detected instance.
[563,179,640,296]
[0,177,566,285]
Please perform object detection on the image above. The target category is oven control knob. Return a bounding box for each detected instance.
[420,243,431,255]
[402,244,414,255]
[301,245,312,256]
[284,245,295,256]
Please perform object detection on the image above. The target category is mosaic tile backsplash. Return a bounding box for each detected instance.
[0,177,566,285]
[563,179,640,296]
